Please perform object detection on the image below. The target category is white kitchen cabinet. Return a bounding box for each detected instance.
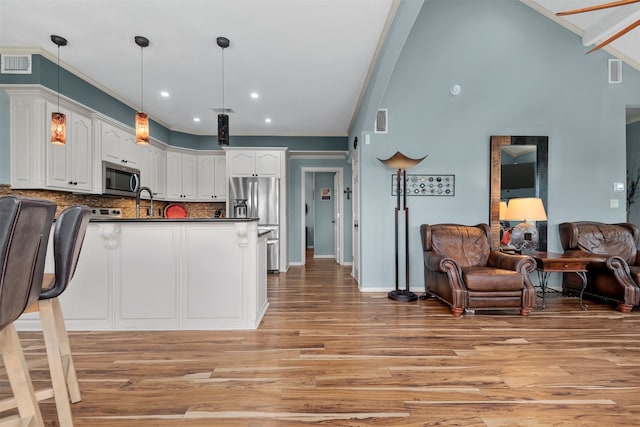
[214,154,227,199]
[139,143,166,200]
[100,120,140,167]
[226,150,281,177]
[166,150,197,200]
[116,225,179,329]
[197,154,226,201]
[7,88,99,193]
[8,93,47,189]
[46,103,93,191]
[16,220,268,331]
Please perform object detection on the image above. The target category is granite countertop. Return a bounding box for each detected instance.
[89,217,260,223]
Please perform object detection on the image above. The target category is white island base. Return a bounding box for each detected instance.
[17,219,268,331]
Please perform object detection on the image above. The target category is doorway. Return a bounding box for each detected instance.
[300,167,344,266]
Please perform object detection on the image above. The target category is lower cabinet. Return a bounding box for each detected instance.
[16,220,268,331]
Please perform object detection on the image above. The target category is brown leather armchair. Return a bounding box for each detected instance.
[559,221,640,313]
[420,223,536,316]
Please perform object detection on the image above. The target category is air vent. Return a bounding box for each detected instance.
[1,54,32,74]
[375,108,388,133]
[211,107,235,114]
[609,58,622,84]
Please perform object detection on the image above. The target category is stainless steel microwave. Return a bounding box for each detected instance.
[102,161,140,197]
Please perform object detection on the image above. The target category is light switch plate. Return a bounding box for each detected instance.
[614,182,625,192]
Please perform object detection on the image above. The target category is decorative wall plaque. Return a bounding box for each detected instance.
[391,174,455,196]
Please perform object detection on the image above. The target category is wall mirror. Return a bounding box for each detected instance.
[490,135,548,250]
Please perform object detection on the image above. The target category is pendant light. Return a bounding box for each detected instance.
[50,35,67,145]
[217,36,230,146]
[134,36,150,144]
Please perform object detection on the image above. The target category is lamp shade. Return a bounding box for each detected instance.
[377,151,427,170]
[504,197,547,221]
[135,112,149,144]
[499,201,508,220]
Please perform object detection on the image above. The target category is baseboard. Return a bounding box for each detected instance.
[289,262,304,266]
[313,255,335,259]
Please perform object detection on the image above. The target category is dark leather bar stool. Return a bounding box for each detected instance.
[25,205,91,427]
[0,195,56,427]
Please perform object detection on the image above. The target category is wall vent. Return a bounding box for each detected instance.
[609,58,622,84]
[375,108,388,133]
[1,54,32,74]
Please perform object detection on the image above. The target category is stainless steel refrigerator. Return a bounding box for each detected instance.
[229,177,280,272]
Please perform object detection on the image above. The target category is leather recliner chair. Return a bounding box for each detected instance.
[559,221,640,313]
[420,223,536,316]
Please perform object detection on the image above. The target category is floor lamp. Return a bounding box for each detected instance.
[378,151,427,302]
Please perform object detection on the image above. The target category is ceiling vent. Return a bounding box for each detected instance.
[211,107,235,114]
[1,54,32,74]
[608,59,622,84]
[375,108,388,133]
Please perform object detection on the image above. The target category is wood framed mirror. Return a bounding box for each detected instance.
[490,135,548,250]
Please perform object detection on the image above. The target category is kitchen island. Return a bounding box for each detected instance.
[17,218,268,331]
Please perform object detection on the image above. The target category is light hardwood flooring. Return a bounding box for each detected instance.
[3,251,640,426]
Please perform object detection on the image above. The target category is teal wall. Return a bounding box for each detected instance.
[351,0,640,291]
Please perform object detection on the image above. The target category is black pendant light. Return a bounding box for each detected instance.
[134,36,150,144]
[217,36,230,145]
[50,35,67,145]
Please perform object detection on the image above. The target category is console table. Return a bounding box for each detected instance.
[527,251,594,310]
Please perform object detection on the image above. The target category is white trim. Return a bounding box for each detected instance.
[313,254,335,259]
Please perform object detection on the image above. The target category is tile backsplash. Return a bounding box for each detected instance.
[0,185,225,218]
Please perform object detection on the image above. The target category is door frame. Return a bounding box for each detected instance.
[300,167,344,266]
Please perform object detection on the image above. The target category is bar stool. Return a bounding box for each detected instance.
[25,205,91,427]
[0,195,56,427]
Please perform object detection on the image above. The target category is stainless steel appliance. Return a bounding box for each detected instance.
[229,177,280,272]
[102,161,140,197]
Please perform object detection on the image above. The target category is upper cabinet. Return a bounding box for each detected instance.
[166,150,197,200]
[7,89,99,193]
[46,102,93,191]
[100,120,140,166]
[226,150,281,177]
[139,143,167,200]
[197,154,226,201]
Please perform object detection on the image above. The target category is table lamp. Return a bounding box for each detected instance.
[503,197,547,250]
[378,151,427,302]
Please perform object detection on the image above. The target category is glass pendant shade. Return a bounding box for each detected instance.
[50,112,66,145]
[135,111,149,144]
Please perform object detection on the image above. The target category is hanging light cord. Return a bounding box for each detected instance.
[56,44,61,111]
[140,45,144,112]
[221,47,225,113]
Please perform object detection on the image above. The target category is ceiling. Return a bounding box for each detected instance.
[0,0,396,137]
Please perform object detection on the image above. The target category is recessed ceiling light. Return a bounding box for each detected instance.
[193,117,201,122]
[160,91,170,97]
[265,118,272,123]
[251,92,259,99]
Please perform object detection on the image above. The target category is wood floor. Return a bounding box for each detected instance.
[3,251,640,426]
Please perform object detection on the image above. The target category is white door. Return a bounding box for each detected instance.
[352,149,360,283]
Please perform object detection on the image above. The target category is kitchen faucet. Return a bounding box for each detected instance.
[136,186,154,218]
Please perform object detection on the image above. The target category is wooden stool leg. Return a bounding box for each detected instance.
[39,299,74,427]
[0,324,45,427]
[51,297,81,402]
